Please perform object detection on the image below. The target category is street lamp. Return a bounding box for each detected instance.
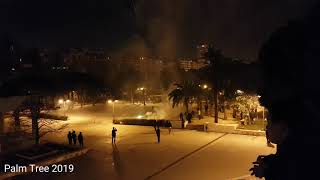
[58,99,71,116]
[137,87,146,106]
[58,99,64,104]
[203,84,208,89]
[108,99,118,121]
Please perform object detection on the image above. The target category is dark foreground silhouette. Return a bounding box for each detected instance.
[250,4,320,179]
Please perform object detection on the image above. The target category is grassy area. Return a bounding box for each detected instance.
[237,119,267,131]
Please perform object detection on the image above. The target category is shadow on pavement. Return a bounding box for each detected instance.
[112,144,124,177]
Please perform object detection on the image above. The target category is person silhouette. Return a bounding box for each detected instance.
[180,113,185,129]
[72,130,77,145]
[78,132,84,147]
[249,16,319,179]
[112,127,117,144]
[156,127,160,143]
[67,131,72,145]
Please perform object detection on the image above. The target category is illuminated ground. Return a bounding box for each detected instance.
[11,103,274,180]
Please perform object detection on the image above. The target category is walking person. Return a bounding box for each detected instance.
[67,131,72,145]
[179,113,184,129]
[198,108,201,120]
[187,112,192,123]
[153,120,157,131]
[72,130,77,145]
[204,103,208,115]
[205,123,208,132]
[156,127,160,143]
[78,132,84,147]
[112,127,117,144]
[167,121,172,134]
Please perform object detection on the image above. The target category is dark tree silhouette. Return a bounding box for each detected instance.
[168,81,202,113]
[0,71,104,145]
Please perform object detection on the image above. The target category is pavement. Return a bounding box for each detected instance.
[4,103,275,180]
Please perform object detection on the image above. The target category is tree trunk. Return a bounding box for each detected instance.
[143,90,146,106]
[223,101,227,120]
[184,101,189,113]
[31,106,40,145]
[13,109,20,131]
[130,88,134,104]
[213,86,218,123]
[32,116,40,145]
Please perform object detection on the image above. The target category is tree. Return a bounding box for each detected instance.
[231,93,260,120]
[19,96,68,145]
[13,108,21,131]
[1,71,103,145]
[168,81,202,113]
[204,44,225,123]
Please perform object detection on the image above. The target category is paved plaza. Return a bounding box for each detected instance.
[8,103,275,180]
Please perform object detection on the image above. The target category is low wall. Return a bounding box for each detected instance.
[188,123,265,136]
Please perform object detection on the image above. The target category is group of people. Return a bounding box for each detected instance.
[67,128,117,146]
[111,125,164,144]
[67,130,84,147]
[179,112,193,128]
[152,120,172,143]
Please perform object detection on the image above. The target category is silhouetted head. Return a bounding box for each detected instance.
[259,4,320,143]
[259,21,303,128]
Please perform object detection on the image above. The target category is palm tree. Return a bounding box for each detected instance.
[204,44,225,123]
[168,81,202,113]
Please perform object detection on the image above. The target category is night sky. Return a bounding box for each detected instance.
[0,0,317,59]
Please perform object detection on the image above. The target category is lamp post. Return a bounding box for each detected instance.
[137,87,146,106]
[142,88,146,106]
[58,99,71,116]
[108,99,118,121]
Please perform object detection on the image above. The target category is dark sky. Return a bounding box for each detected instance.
[0,0,317,59]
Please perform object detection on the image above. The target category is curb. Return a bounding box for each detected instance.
[188,123,265,136]
[0,148,89,180]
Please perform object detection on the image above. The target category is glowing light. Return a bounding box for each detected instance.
[236,90,244,94]
[66,100,71,103]
[137,115,143,119]
[203,84,208,89]
[115,100,119,102]
[108,100,113,104]
[58,99,64,104]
